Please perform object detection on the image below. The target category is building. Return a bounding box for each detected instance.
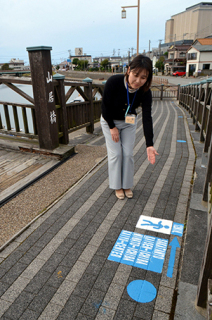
[186,37,212,76]
[0,59,25,70]
[71,54,92,64]
[9,58,24,70]
[165,2,212,44]
[164,43,191,74]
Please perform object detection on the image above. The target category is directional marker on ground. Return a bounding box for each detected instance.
[127,280,157,303]
[108,230,168,273]
[167,237,180,278]
[177,140,186,143]
[171,222,184,237]
[136,215,173,235]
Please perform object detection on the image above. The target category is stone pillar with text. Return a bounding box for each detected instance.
[27,46,59,150]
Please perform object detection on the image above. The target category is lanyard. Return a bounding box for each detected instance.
[125,82,138,116]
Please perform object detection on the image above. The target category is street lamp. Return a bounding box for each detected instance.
[121,0,140,56]
[121,8,126,19]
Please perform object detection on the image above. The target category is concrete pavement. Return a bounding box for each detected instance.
[0,100,207,319]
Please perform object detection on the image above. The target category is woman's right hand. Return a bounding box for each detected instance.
[110,127,119,142]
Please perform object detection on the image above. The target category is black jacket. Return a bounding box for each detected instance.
[101,74,154,147]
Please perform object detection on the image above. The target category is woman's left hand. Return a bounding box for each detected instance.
[146,146,159,164]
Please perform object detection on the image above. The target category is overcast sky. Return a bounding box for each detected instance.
[1,0,198,65]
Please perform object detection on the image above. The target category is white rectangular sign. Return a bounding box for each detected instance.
[136,215,173,235]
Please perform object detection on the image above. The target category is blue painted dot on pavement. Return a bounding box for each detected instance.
[177,140,186,143]
[127,280,157,303]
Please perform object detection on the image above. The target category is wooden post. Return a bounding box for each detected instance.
[160,84,164,101]
[83,78,94,133]
[200,82,209,142]
[203,141,212,201]
[193,84,199,125]
[195,83,202,131]
[177,84,180,100]
[204,90,212,153]
[197,211,212,307]
[26,46,59,150]
[53,73,69,144]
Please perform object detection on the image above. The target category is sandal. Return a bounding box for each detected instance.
[124,189,133,198]
[115,189,125,200]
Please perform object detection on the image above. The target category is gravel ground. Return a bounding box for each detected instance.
[0,144,107,247]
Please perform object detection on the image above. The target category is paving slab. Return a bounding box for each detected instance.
[0,100,204,319]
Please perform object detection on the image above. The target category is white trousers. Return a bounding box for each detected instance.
[100,115,137,190]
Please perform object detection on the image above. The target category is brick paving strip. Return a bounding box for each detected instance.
[0,100,195,320]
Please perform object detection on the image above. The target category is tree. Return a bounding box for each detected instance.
[2,63,10,70]
[155,56,165,72]
[77,60,88,70]
[72,58,79,66]
[100,59,109,71]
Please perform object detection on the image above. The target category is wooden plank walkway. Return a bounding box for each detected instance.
[0,148,59,203]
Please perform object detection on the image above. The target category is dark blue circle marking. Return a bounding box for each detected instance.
[127,280,157,303]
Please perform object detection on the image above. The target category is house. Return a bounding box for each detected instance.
[9,58,24,70]
[164,43,191,74]
[70,54,92,64]
[186,38,212,76]
[0,59,25,70]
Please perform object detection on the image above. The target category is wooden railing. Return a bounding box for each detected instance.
[151,84,180,100]
[0,77,37,139]
[64,80,103,134]
[0,45,180,151]
[179,78,212,310]
[0,74,179,149]
[179,79,212,153]
[0,77,104,142]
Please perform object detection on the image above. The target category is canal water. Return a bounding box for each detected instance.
[0,83,87,133]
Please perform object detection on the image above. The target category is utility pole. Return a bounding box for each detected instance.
[128,50,131,66]
[68,50,71,58]
[149,40,151,57]
[158,40,162,56]
[172,34,176,73]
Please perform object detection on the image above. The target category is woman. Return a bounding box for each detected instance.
[100,55,158,200]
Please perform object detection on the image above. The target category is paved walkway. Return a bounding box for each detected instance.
[0,100,206,319]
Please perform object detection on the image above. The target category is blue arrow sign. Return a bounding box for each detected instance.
[167,237,180,278]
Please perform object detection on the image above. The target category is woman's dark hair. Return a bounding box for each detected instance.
[125,55,152,92]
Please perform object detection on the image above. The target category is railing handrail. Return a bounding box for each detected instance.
[180,77,212,309]
[0,101,34,108]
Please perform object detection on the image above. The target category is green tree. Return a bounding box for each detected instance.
[155,57,165,72]
[2,63,10,70]
[72,58,79,66]
[100,59,109,70]
[77,60,88,70]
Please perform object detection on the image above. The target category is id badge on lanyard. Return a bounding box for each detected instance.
[125,83,137,125]
[125,114,136,124]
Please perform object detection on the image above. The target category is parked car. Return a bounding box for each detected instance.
[172,70,186,76]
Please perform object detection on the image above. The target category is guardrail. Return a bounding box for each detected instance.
[0,73,179,151]
[151,84,180,100]
[0,76,103,145]
[179,77,212,310]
